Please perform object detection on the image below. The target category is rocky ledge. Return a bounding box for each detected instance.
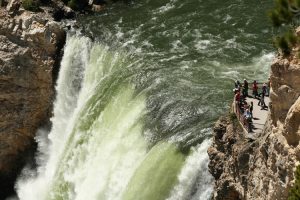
[0,4,66,198]
[208,53,300,199]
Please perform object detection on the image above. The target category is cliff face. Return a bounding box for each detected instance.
[208,55,300,200]
[0,5,65,198]
[271,56,300,147]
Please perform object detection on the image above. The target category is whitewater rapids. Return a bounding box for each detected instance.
[16,35,213,200]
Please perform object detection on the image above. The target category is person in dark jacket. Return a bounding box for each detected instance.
[258,92,266,109]
[249,101,253,118]
[243,79,249,97]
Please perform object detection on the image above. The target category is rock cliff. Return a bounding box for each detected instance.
[0,5,66,198]
[208,54,300,199]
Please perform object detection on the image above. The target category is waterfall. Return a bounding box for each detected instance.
[16,35,213,200]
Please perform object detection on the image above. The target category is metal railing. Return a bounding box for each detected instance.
[232,98,252,133]
[232,82,270,133]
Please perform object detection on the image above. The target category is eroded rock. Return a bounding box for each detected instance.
[209,51,300,200]
[0,8,65,198]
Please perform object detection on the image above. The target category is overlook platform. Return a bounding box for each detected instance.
[233,94,270,138]
[245,96,270,135]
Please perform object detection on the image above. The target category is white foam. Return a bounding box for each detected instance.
[16,35,91,200]
[167,139,213,200]
[195,40,211,51]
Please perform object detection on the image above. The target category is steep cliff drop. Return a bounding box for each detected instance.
[208,52,300,199]
[4,0,275,199]
[0,6,65,198]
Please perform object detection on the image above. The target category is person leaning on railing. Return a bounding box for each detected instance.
[243,108,252,132]
[249,101,253,118]
[233,80,256,132]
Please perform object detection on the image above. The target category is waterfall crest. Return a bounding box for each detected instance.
[16,35,212,200]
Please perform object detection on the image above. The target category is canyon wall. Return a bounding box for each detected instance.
[208,54,300,200]
[0,4,66,198]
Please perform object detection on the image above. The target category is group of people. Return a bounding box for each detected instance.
[233,78,270,132]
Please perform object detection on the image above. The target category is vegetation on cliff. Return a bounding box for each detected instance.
[269,1,300,199]
[289,165,300,200]
[269,0,300,55]
[64,0,87,11]
[22,0,40,11]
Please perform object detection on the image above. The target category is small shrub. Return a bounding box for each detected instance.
[67,0,87,10]
[229,112,237,122]
[22,0,40,11]
[273,30,300,56]
[275,36,291,55]
[289,165,300,200]
[286,31,298,46]
[268,10,281,27]
[269,0,300,56]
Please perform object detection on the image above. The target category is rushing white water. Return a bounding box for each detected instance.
[14,1,276,198]
[17,35,212,200]
[17,36,91,200]
[8,0,277,198]
[167,139,213,200]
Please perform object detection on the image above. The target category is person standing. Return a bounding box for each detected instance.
[249,101,253,118]
[242,84,247,98]
[258,92,266,109]
[235,90,241,102]
[234,90,241,114]
[262,83,267,96]
[243,79,249,97]
[252,80,259,98]
[235,80,240,89]
[244,108,252,132]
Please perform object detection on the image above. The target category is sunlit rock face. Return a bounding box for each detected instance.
[270,56,300,126]
[208,52,300,200]
[270,55,300,148]
[0,8,65,198]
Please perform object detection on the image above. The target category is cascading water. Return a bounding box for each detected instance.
[16,35,213,200]
[16,0,275,199]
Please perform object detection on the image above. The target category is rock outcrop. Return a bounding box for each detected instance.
[0,7,65,198]
[271,55,300,147]
[208,54,300,199]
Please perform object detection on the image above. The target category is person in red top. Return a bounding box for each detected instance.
[234,91,241,114]
[235,90,240,102]
[252,80,259,99]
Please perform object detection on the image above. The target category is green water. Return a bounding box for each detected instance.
[123,142,186,200]
[79,0,274,146]
[16,1,277,200]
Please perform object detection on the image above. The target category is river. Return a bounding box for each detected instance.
[16,0,274,199]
